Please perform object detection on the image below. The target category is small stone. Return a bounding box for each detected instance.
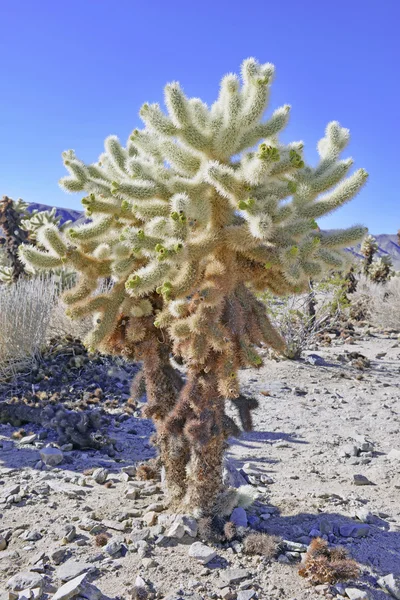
[339,524,370,538]
[121,466,136,477]
[237,591,256,600]
[354,507,374,523]
[188,542,217,564]
[309,528,321,538]
[50,547,67,565]
[319,519,333,535]
[230,507,247,528]
[220,587,235,600]
[353,474,373,486]
[220,569,250,585]
[104,539,122,556]
[388,449,400,461]
[63,525,76,543]
[181,515,198,537]
[166,522,185,539]
[92,468,108,484]
[143,511,158,526]
[377,574,400,599]
[345,588,372,600]
[102,519,127,532]
[39,446,63,466]
[19,434,37,445]
[6,572,43,592]
[141,558,157,568]
[57,559,91,582]
[125,489,138,500]
[277,554,290,563]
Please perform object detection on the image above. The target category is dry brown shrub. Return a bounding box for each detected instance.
[95,533,109,547]
[223,521,237,541]
[243,532,282,558]
[298,537,360,585]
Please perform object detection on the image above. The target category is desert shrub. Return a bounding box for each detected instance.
[351,274,400,330]
[259,283,340,359]
[243,532,281,558]
[299,537,360,585]
[0,275,58,381]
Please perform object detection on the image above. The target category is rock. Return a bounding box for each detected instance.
[340,445,359,458]
[101,519,127,532]
[339,524,370,538]
[220,569,250,585]
[143,511,158,526]
[181,516,198,538]
[345,588,372,600]
[51,573,88,600]
[62,525,76,543]
[305,354,325,366]
[141,558,158,568]
[6,572,43,592]
[222,458,248,488]
[57,559,91,582]
[50,548,67,565]
[0,536,7,551]
[354,507,374,523]
[220,588,235,600]
[230,507,247,528]
[19,434,38,445]
[237,591,256,600]
[319,519,333,535]
[309,528,321,538]
[39,446,64,466]
[377,574,400,599]
[125,489,138,500]
[283,540,307,552]
[188,542,217,564]
[353,474,373,486]
[388,449,400,461]
[104,539,122,556]
[130,529,150,543]
[92,468,108,484]
[166,522,185,539]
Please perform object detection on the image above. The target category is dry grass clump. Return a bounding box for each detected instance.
[350,274,400,331]
[0,275,57,382]
[135,462,158,481]
[299,538,360,585]
[223,521,237,541]
[95,533,109,547]
[243,532,282,558]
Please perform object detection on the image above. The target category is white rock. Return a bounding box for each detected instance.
[388,449,400,461]
[92,468,108,484]
[0,535,7,550]
[166,521,185,539]
[51,573,87,600]
[345,588,372,600]
[39,447,63,467]
[57,559,91,582]
[188,541,217,564]
[378,574,400,599]
[6,572,43,592]
[104,539,122,555]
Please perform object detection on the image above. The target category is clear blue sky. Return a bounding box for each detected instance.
[1,0,399,233]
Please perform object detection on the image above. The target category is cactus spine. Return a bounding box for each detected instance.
[20,58,368,515]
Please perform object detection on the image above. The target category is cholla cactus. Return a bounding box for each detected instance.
[360,234,378,275]
[369,254,394,283]
[21,206,72,241]
[20,58,368,514]
[0,196,30,282]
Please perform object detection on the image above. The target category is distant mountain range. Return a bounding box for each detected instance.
[2,202,400,269]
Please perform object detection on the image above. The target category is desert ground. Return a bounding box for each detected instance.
[1,326,400,600]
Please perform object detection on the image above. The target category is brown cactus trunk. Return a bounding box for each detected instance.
[0,196,29,282]
[135,323,190,506]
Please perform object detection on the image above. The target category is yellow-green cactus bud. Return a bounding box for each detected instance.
[287,181,297,194]
[126,274,141,289]
[171,211,179,221]
[264,262,273,270]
